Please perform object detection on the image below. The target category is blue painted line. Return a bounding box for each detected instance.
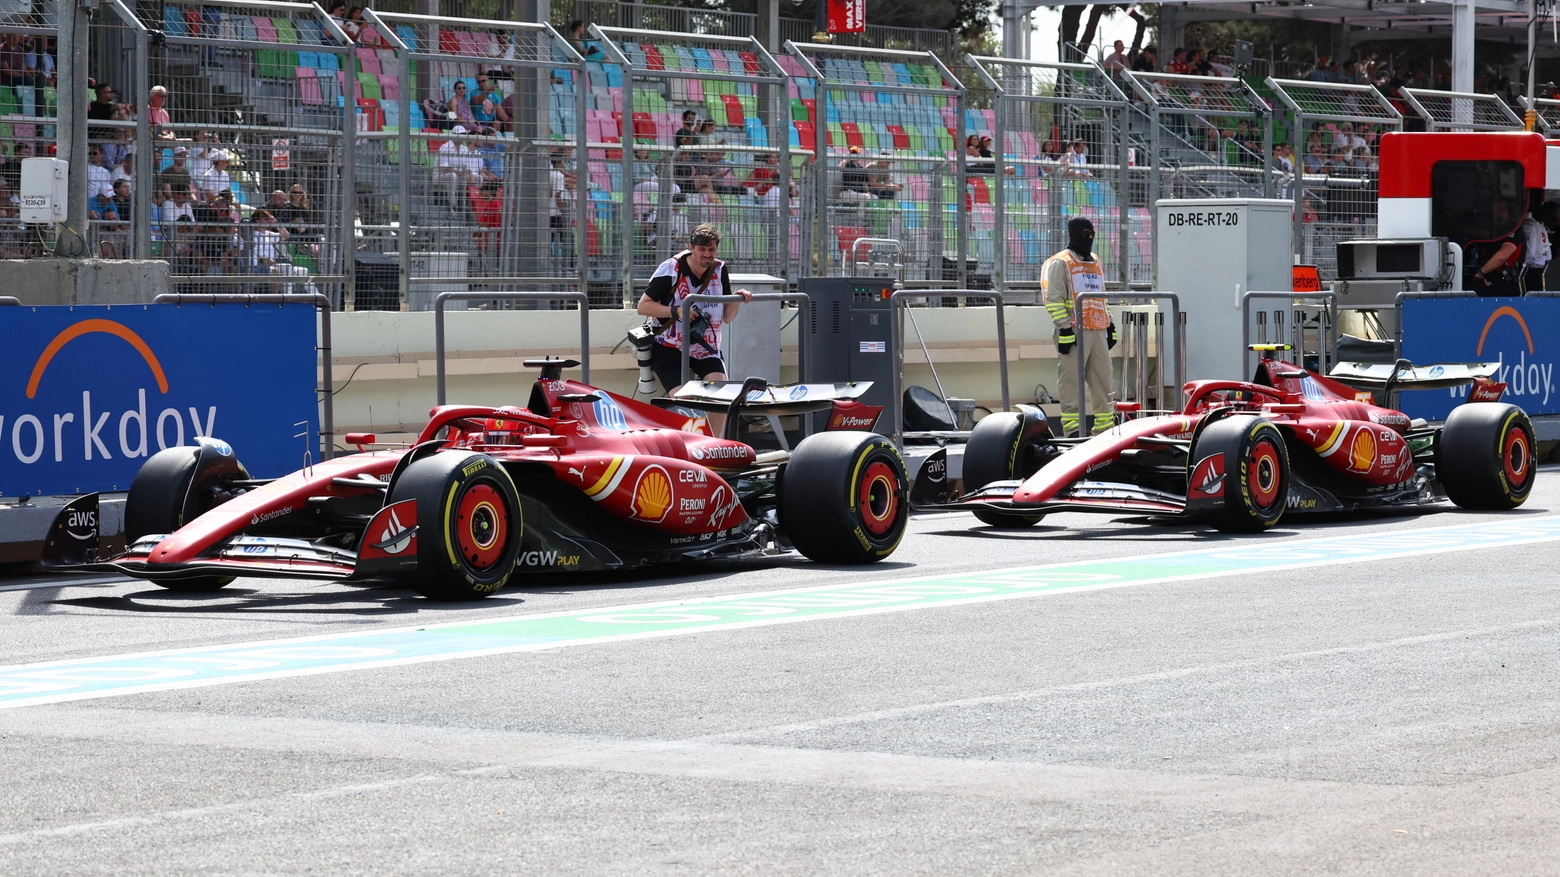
[2,515,1559,710]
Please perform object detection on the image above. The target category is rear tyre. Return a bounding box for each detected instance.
[780,432,908,563]
[126,441,249,593]
[1438,403,1535,510]
[1192,415,1289,534]
[963,411,1050,528]
[389,452,522,599]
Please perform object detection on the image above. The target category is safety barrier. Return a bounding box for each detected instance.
[433,291,590,405]
[1241,291,1338,378]
[889,290,1010,448]
[152,292,335,459]
[1073,291,1184,437]
[1399,88,1523,132]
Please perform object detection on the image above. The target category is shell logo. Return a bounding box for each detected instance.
[1348,428,1377,472]
[631,465,673,522]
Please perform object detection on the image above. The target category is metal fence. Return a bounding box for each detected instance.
[595,26,789,303]
[1400,87,1523,132]
[786,41,967,287]
[0,11,57,259]
[1266,78,1401,280]
[969,56,1133,299]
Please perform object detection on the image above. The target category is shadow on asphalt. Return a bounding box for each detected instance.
[921,503,1454,542]
[47,583,526,615]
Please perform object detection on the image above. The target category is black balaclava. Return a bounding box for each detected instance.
[1067,217,1095,260]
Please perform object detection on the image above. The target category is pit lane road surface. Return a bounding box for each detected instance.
[3,470,1560,876]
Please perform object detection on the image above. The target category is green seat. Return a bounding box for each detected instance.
[357,72,382,101]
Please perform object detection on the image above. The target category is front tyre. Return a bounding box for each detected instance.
[126,440,249,592]
[963,411,1051,527]
[780,432,908,563]
[389,452,522,600]
[1192,415,1289,533]
[1438,403,1535,510]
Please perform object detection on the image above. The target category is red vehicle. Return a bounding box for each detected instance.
[42,360,909,599]
[911,348,1535,532]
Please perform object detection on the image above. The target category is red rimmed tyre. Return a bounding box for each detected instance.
[1438,402,1536,510]
[1193,415,1290,534]
[390,452,523,600]
[779,431,909,564]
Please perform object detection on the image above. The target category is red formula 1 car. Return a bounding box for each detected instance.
[42,360,909,599]
[911,348,1536,533]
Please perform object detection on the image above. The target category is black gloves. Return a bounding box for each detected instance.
[1057,327,1076,355]
[1106,321,1117,349]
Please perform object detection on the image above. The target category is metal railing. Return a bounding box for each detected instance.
[1241,291,1338,378]
[433,291,590,405]
[889,289,1009,448]
[678,292,811,386]
[1074,291,1183,436]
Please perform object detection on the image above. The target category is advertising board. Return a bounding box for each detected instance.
[0,303,319,496]
[1399,296,1559,420]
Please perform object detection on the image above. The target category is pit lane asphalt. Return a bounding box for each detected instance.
[3,470,1560,876]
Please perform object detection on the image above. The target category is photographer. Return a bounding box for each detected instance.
[635,224,754,394]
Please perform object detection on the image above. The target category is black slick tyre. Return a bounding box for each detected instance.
[126,442,249,592]
[780,431,908,563]
[1437,402,1535,510]
[1192,415,1289,533]
[389,452,522,599]
[963,411,1049,527]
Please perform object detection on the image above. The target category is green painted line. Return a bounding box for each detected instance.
[2,516,1559,710]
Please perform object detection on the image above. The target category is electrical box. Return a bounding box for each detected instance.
[20,158,67,223]
[800,276,898,432]
[723,273,786,383]
[1155,198,1292,382]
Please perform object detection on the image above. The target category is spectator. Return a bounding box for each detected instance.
[470,73,508,128]
[965,139,993,175]
[0,141,31,190]
[471,180,503,252]
[109,179,133,223]
[1131,46,1157,73]
[1309,57,1332,83]
[146,85,175,140]
[840,145,874,194]
[1207,51,1234,77]
[1062,138,1092,177]
[1188,48,1211,76]
[1166,47,1189,75]
[565,20,605,60]
[341,6,364,42]
[1273,143,1294,199]
[158,185,195,225]
[188,131,216,180]
[111,152,136,187]
[674,110,698,149]
[695,118,718,146]
[868,154,901,200]
[277,185,315,240]
[248,209,290,278]
[0,34,31,86]
[633,147,657,181]
[24,37,55,87]
[476,135,506,180]
[446,80,477,128]
[704,148,743,195]
[436,126,485,196]
[743,151,779,197]
[198,150,232,200]
[1103,40,1129,74]
[157,146,194,199]
[88,82,123,141]
[86,146,115,213]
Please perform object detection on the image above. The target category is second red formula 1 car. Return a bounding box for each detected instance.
[911,347,1536,533]
[42,360,909,599]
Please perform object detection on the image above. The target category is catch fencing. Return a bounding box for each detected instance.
[0,9,57,259]
[1266,78,1401,280]
[969,56,1134,300]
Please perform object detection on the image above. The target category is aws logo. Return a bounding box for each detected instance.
[4,318,218,467]
[1466,306,1554,407]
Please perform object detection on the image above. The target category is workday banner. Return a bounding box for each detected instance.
[1399,296,1559,420]
[0,303,318,496]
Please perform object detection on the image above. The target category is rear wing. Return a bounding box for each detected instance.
[1329,361,1500,392]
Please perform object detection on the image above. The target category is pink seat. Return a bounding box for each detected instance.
[377,74,399,101]
[356,48,379,74]
[297,68,323,105]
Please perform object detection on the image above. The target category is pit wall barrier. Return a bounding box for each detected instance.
[1397,293,1560,421]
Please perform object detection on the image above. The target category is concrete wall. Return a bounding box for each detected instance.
[324,306,1158,441]
[0,259,171,306]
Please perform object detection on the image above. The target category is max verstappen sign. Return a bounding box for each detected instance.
[826,0,865,33]
[1399,297,1559,419]
[0,304,318,496]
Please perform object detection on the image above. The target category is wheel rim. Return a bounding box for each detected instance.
[857,460,900,536]
[1248,438,1282,511]
[1503,425,1532,487]
[456,482,507,570]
